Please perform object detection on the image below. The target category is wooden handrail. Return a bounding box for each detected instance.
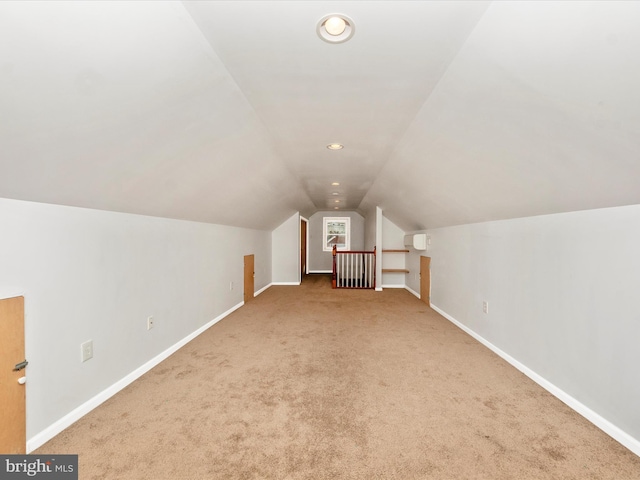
[334,250,375,255]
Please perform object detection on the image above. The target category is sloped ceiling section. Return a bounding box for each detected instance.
[361,1,640,231]
[0,1,314,230]
[183,0,490,217]
[1,2,639,232]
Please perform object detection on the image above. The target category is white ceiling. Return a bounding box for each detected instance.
[1,1,639,231]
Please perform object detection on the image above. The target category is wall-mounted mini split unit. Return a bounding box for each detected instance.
[404,234,427,251]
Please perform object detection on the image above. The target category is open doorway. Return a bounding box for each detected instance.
[300,217,309,281]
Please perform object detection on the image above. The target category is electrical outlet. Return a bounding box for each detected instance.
[147,316,154,330]
[81,340,93,362]
[230,281,234,291]
[482,301,489,314]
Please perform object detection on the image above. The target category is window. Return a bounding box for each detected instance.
[323,217,350,251]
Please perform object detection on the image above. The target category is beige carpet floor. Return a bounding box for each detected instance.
[36,274,640,479]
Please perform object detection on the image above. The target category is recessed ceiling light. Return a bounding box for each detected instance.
[317,14,355,44]
[331,182,340,186]
[334,207,339,210]
[325,16,346,36]
[332,192,339,195]
[335,200,340,203]
[327,143,344,150]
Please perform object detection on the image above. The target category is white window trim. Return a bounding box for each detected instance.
[323,217,351,252]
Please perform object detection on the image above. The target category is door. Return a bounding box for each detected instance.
[420,256,431,307]
[244,255,255,304]
[300,219,307,276]
[0,296,26,454]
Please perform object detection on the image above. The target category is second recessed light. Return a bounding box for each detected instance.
[327,143,344,150]
[317,14,355,44]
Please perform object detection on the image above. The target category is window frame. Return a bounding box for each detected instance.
[323,217,351,252]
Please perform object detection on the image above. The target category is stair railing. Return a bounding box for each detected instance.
[332,245,376,289]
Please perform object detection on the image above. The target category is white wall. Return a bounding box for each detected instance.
[0,198,271,446]
[271,212,300,284]
[308,211,365,272]
[406,204,640,454]
[363,205,377,251]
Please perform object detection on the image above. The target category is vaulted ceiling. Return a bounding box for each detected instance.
[1,1,639,231]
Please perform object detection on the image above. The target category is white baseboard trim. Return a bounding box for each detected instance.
[430,304,640,458]
[254,283,272,297]
[308,270,332,274]
[405,286,420,298]
[26,301,244,453]
[375,287,383,292]
[271,282,300,286]
[381,284,405,289]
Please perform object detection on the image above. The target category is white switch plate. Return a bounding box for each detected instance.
[147,316,154,330]
[81,340,93,362]
[482,301,489,314]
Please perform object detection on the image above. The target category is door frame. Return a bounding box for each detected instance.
[300,216,309,282]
